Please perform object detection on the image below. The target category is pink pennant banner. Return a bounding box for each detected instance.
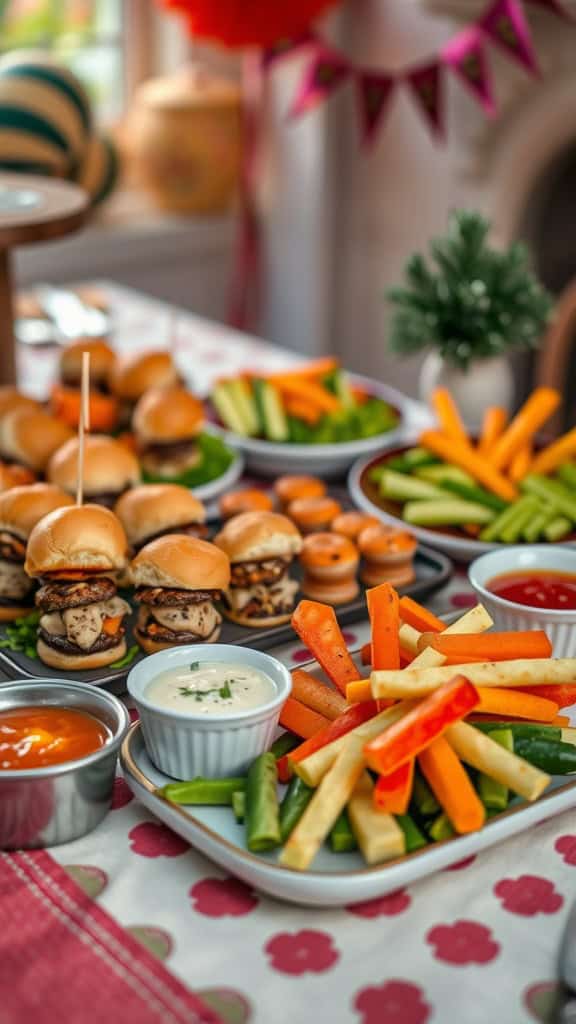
[524,0,574,17]
[261,32,316,69]
[356,72,395,146]
[442,26,496,115]
[290,45,351,117]
[481,0,540,75]
[405,61,445,139]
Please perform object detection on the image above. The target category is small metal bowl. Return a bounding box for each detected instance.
[0,679,130,850]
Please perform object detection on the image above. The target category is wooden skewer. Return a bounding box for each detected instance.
[76,351,90,506]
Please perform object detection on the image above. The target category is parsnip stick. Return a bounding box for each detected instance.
[371,658,576,700]
[409,604,493,670]
[295,702,411,788]
[446,721,550,801]
[399,623,421,655]
[348,773,405,865]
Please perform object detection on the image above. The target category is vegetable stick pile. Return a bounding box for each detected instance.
[159,586,576,874]
[370,386,576,543]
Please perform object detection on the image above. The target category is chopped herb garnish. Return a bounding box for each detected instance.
[189,661,200,672]
[219,680,232,700]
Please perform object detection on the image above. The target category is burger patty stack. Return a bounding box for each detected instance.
[133,388,205,482]
[115,484,207,553]
[0,483,74,621]
[214,511,302,628]
[59,339,116,394]
[25,504,131,670]
[131,535,230,652]
[47,434,141,508]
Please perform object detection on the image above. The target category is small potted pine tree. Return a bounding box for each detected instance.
[387,210,552,424]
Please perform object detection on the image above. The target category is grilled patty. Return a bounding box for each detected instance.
[134,521,208,551]
[140,438,197,460]
[230,558,289,587]
[36,576,117,612]
[0,531,26,565]
[136,621,220,645]
[135,586,220,607]
[38,626,125,655]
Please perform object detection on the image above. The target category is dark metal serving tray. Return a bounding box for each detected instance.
[0,543,451,695]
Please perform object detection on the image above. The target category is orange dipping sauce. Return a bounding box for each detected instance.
[0,706,110,770]
[488,570,576,610]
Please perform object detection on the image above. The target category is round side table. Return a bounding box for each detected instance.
[0,174,89,384]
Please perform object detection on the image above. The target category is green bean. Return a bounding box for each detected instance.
[428,813,455,842]
[160,777,245,805]
[246,752,281,852]
[412,773,440,818]
[395,813,427,852]
[329,810,358,852]
[270,733,300,760]
[279,776,314,843]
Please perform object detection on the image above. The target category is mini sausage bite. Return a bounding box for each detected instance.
[214,511,302,628]
[299,532,359,605]
[274,475,326,511]
[219,488,273,521]
[131,535,230,652]
[358,524,417,588]
[287,496,342,535]
[331,511,380,541]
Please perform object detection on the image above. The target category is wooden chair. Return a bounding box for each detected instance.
[535,276,576,436]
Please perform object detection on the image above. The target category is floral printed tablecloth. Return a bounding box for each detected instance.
[10,284,576,1023]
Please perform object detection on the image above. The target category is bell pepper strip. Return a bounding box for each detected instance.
[475,686,559,722]
[416,630,553,663]
[418,737,485,834]
[279,698,330,739]
[291,600,360,695]
[516,684,576,709]
[371,658,576,700]
[398,596,445,635]
[363,675,480,775]
[431,388,470,446]
[490,387,560,471]
[367,583,400,670]
[290,669,347,721]
[419,429,518,502]
[373,759,414,815]
[446,721,550,801]
[478,406,507,456]
[278,700,380,782]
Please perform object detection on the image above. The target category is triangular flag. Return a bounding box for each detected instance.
[262,32,316,69]
[356,72,395,146]
[442,26,496,116]
[290,44,351,117]
[405,61,445,139]
[481,0,540,76]
[524,0,573,18]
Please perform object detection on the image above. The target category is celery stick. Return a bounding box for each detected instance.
[403,499,494,527]
[441,479,507,512]
[402,447,440,469]
[521,475,576,522]
[379,470,446,503]
[415,465,474,487]
[544,516,572,542]
[478,728,513,811]
[396,814,427,852]
[522,507,554,544]
[480,500,527,542]
[500,498,540,544]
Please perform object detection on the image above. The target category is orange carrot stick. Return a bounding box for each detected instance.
[490,388,561,470]
[416,630,552,663]
[367,583,400,670]
[283,396,322,425]
[291,600,359,696]
[346,679,375,703]
[279,697,330,739]
[274,378,341,414]
[528,426,576,476]
[517,684,576,709]
[431,388,469,446]
[290,669,347,721]
[267,358,339,382]
[552,714,571,726]
[475,686,559,722]
[360,644,413,669]
[478,406,507,455]
[398,596,445,635]
[373,759,414,815]
[420,430,518,502]
[509,444,532,484]
[419,736,485,834]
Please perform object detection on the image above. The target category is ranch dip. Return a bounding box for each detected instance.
[145,661,277,715]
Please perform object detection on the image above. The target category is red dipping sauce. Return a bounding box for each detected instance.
[488,570,576,610]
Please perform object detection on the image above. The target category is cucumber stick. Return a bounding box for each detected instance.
[212,381,252,436]
[403,498,494,527]
[415,465,474,487]
[441,478,507,513]
[332,369,356,409]
[227,378,260,435]
[478,728,513,811]
[521,475,576,522]
[379,470,447,503]
[253,380,289,442]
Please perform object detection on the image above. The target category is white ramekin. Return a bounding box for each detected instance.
[468,545,576,657]
[127,644,292,780]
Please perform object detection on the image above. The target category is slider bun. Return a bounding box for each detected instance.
[358,524,417,564]
[133,388,204,441]
[131,534,230,591]
[0,483,74,539]
[300,576,359,605]
[287,496,342,533]
[110,350,178,400]
[135,623,222,654]
[214,511,302,563]
[25,503,128,577]
[0,604,36,622]
[0,408,74,472]
[115,484,205,546]
[0,388,41,421]
[274,475,326,508]
[0,462,36,492]
[299,532,359,580]
[360,563,416,588]
[47,435,140,495]
[219,488,273,520]
[331,511,381,541]
[60,339,116,381]
[37,636,127,671]
[221,607,293,629]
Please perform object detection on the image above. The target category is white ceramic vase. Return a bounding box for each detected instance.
[419,352,515,429]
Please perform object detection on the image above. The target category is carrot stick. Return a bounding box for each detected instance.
[291,669,347,721]
[420,430,518,502]
[399,596,445,635]
[431,388,469,446]
[478,406,507,455]
[283,396,323,425]
[419,736,485,834]
[267,358,339,382]
[274,378,341,414]
[529,426,576,476]
[373,759,414,815]
[552,714,571,726]
[291,600,359,695]
[416,630,553,663]
[367,583,400,670]
[517,684,576,709]
[279,698,330,739]
[509,444,532,484]
[363,675,480,774]
[475,686,559,722]
[361,643,413,668]
[278,700,380,782]
[490,388,561,470]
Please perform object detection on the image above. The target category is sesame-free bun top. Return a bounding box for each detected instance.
[214,511,302,564]
[59,339,116,382]
[25,504,128,577]
[47,435,140,495]
[114,484,205,546]
[0,483,74,540]
[219,488,273,520]
[274,475,326,507]
[0,462,36,491]
[0,408,74,472]
[300,532,359,570]
[109,351,178,401]
[131,535,230,591]
[133,388,204,442]
[0,388,41,421]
